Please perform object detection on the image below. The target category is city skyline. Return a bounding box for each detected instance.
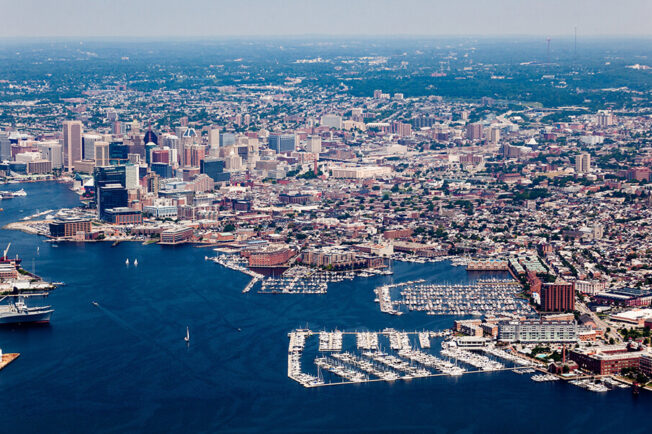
[1,0,651,38]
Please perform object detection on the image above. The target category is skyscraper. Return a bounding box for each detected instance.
[63,120,83,171]
[208,127,220,156]
[125,164,139,190]
[37,141,64,169]
[98,184,128,221]
[94,141,109,167]
[0,132,11,161]
[268,134,296,153]
[219,132,236,148]
[200,157,230,182]
[82,133,102,160]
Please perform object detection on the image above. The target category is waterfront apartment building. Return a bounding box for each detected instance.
[143,204,178,219]
[569,345,643,375]
[63,120,83,172]
[49,219,91,238]
[540,282,575,312]
[248,246,296,268]
[640,353,652,377]
[104,207,143,225]
[160,227,193,244]
[498,319,578,344]
[300,248,356,267]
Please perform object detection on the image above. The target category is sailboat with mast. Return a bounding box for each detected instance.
[184,326,190,343]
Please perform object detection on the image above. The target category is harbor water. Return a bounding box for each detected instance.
[0,182,650,433]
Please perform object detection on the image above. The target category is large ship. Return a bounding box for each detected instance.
[0,298,53,325]
[0,243,21,265]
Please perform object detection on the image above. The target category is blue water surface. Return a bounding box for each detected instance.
[0,182,648,433]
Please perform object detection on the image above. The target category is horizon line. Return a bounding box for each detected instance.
[1,33,651,41]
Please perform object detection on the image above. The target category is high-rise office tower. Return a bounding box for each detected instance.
[0,132,11,161]
[37,141,63,169]
[268,134,296,153]
[94,141,109,167]
[219,132,236,148]
[125,164,139,190]
[208,127,220,156]
[98,184,128,221]
[82,133,102,160]
[200,157,230,182]
[63,120,83,171]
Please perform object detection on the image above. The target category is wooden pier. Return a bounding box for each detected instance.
[0,353,19,371]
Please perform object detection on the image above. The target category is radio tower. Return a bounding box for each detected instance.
[546,37,551,63]
[574,26,577,59]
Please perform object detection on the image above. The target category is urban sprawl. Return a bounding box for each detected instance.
[2,62,652,391]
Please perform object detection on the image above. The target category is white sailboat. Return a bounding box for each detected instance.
[134,259,138,266]
[184,326,190,343]
[125,258,129,266]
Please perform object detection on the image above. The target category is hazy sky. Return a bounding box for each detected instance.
[1,0,650,38]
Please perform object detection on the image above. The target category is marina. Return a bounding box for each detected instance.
[287,328,538,388]
[208,254,393,294]
[375,280,534,316]
[440,345,505,371]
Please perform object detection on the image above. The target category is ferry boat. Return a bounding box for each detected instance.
[0,299,53,325]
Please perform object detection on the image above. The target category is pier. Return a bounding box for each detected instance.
[242,276,261,293]
[286,328,531,389]
[0,353,19,372]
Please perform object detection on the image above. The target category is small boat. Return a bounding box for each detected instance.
[125,258,129,266]
[91,301,99,307]
[184,326,190,343]
[134,259,138,266]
